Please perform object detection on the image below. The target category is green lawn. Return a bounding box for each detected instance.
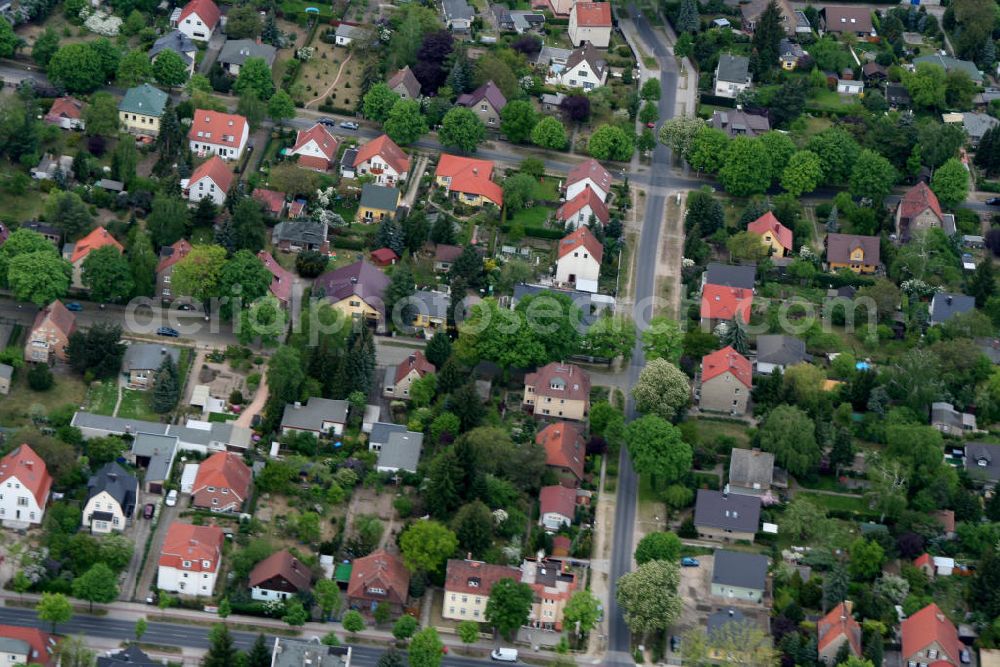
[85,381,119,416]
[280,0,334,18]
[118,389,160,421]
[806,89,862,112]
[532,178,560,202]
[0,372,89,427]
[508,205,554,229]
[208,412,238,422]
[797,491,871,515]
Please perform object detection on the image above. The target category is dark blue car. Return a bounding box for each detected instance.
[156,326,180,337]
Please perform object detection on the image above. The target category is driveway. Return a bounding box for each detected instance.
[119,497,154,601]
[133,500,182,601]
[198,31,226,76]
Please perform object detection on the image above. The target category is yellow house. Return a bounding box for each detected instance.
[442,559,521,623]
[314,260,390,330]
[357,183,400,223]
[435,154,504,208]
[826,233,881,274]
[118,84,168,136]
[748,212,792,257]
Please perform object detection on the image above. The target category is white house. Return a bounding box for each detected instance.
[82,463,138,534]
[188,110,250,161]
[549,43,607,90]
[555,226,603,293]
[288,123,339,171]
[171,0,220,41]
[837,79,864,95]
[714,54,752,98]
[157,522,224,595]
[555,185,610,229]
[183,155,233,206]
[568,2,612,48]
[565,158,612,202]
[334,23,367,45]
[249,550,311,602]
[0,445,52,529]
[280,397,349,437]
[352,134,410,186]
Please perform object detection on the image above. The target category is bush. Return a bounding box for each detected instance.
[28,364,53,391]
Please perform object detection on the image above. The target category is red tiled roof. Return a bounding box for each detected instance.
[370,247,399,265]
[434,244,463,262]
[0,625,57,666]
[291,123,339,161]
[914,553,932,568]
[47,96,83,120]
[253,189,286,215]
[557,226,604,264]
[189,155,234,196]
[566,158,611,192]
[71,226,123,264]
[552,535,571,555]
[898,182,943,223]
[436,154,503,206]
[156,239,193,273]
[192,452,251,510]
[32,301,76,340]
[748,212,793,252]
[701,346,752,387]
[257,250,295,304]
[572,1,612,25]
[179,0,221,30]
[525,362,591,402]
[248,550,312,592]
[347,549,410,606]
[354,134,410,175]
[444,559,520,596]
[817,601,862,657]
[536,422,585,481]
[395,350,435,384]
[188,109,247,150]
[556,186,610,225]
[0,445,52,507]
[159,522,224,573]
[701,284,753,324]
[540,485,577,519]
[902,604,963,666]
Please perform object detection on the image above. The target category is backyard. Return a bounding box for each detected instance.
[84,380,119,416]
[0,371,88,427]
[118,388,161,421]
[297,43,363,110]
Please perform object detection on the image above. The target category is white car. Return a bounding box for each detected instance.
[165,489,178,506]
[491,649,518,662]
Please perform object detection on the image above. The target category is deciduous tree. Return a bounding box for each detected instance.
[153,49,189,88]
[500,100,538,144]
[384,99,428,145]
[409,628,444,667]
[931,157,969,207]
[363,83,400,123]
[82,245,133,303]
[631,358,690,420]
[624,415,692,483]
[531,116,567,150]
[72,562,118,611]
[484,578,534,639]
[8,252,71,306]
[234,57,275,100]
[634,531,682,564]
[758,405,820,476]
[439,107,486,153]
[588,125,634,161]
[400,520,458,573]
[615,560,682,635]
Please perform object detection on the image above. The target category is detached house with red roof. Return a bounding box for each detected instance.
[383,351,435,400]
[556,226,603,293]
[172,0,221,41]
[157,239,193,304]
[44,96,85,131]
[536,422,585,487]
[568,2,612,47]
[701,284,753,329]
[442,558,521,623]
[24,301,76,364]
[188,109,250,161]
[435,154,503,208]
[699,346,751,415]
[556,185,610,230]
[747,211,792,257]
[289,123,339,172]
[158,522,225,595]
[347,549,410,615]
[192,452,251,513]
[895,182,956,243]
[249,550,312,602]
[351,134,409,186]
[184,155,233,206]
[0,625,57,666]
[539,485,577,530]
[901,603,963,667]
[817,601,862,664]
[63,226,124,290]
[0,444,52,528]
[257,250,295,309]
[565,158,612,202]
[524,362,591,421]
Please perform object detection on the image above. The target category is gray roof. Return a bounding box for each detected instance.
[272,219,328,246]
[711,109,770,137]
[755,335,808,366]
[542,93,566,106]
[965,442,1000,482]
[123,343,181,372]
[72,411,169,436]
[131,432,178,483]
[712,550,768,590]
[914,54,982,83]
[272,639,351,667]
[978,338,1000,364]
[335,23,368,40]
[341,148,358,169]
[377,430,424,472]
[0,638,34,659]
[97,645,160,667]
[360,183,400,212]
[728,448,774,489]
[707,609,747,638]
[443,0,474,22]
[410,290,450,321]
[694,489,761,533]
[166,422,253,450]
[314,260,390,305]
[962,112,999,140]
[0,363,11,380]
[929,292,975,324]
[537,45,572,66]
[281,397,349,432]
[219,38,277,67]
[87,462,138,515]
[704,263,756,290]
[149,30,196,65]
[370,421,407,447]
[716,54,750,84]
[931,402,976,431]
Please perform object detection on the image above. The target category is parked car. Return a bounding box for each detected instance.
[490,649,518,662]
[143,503,154,519]
[156,326,180,337]
[681,557,700,567]
[165,489,178,506]
[670,636,680,652]
[961,649,971,664]
[317,117,336,127]
[986,197,1000,206]
[65,302,83,311]
[145,591,157,605]
[339,121,359,130]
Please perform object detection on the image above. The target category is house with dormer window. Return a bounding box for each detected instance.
[442,559,520,622]
[191,452,251,513]
[693,489,761,543]
[347,549,410,616]
[157,522,224,595]
[523,362,591,421]
[188,110,249,161]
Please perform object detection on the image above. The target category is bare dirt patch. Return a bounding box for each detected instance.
[295,43,362,109]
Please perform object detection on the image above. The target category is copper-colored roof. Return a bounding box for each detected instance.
[700,285,752,323]
[189,155,234,194]
[192,452,251,509]
[291,123,339,161]
[556,186,610,225]
[748,212,793,252]
[902,604,963,665]
[566,159,611,191]
[435,154,503,206]
[178,0,220,28]
[572,2,611,26]
[70,226,123,264]
[540,484,577,518]
[347,549,410,606]
[159,522,224,573]
[898,182,943,224]
[156,239,193,274]
[817,601,862,657]
[536,422,585,480]
[188,109,247,150]
[353,134,410,175]
[257,250,295,303]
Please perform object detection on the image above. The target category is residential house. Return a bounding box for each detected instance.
[958,111,999,146]
[817,601,862,664]
[357,184,400,223]
[565,158,612,201]
[289,123,339,172]
[30,154,72,181]
[568,2,612,48]
[0,626,56,667]
[192,452,251,513]
[545,0,573,17]
[556,185,610,230]
[184,155,233,206]
[714,54,752,98]
[702,262,756,291]
[367,422,406,453]
[885,82,912,108]
[820,6,875,38]
[433,244,463,272]
[0,445,52,529]
[754,335,809,374]
[694,489,761,543]
[375,430,423,473]
[258,250,296,308]
[741,0,794,33]
[149,30,197,75]
[63,226,124,290]
[157,522,224,595]
[281,397,349,437]
[522,557,578,630]
[313,260,390,326]
[442,0,474,31]
[825,233,881,274]
[964,442,1000,486]
[188,110,250,160]
[82,462,137,534]
[896,182,957,242]
[901,603,963,667]
[72,413,252,453]
[131,432,179,493]
[271,639,351,667]
[837,79,864,95]
[24,301,76,364]
[457,81,507,128]
[710,108,770,137]
[156,239,193,304]
[0,364,11,395]
[346,549,410,615]
[710,550,768,603]
[44,96,84,130]
[539,484,577,530]
[21,222,61,247]
[914,54,983,83]
[383,351,435,400]
[492,5,545,33]
[862,62,887,83]
[442,559,521,623]
[747,211,792,257]
[793,9,812,33]
[929,293,975,325]
[334,23,367,45]
[271,220,329,254]
[119,83,168,135]
[931,401,979,436]
[728,448,775,497]
[387,66,421,99]
[250,550,312,601]
[218,39,277,75]
[700,284,753,328]
[550,43,607,90]
[253,189,287,218]
[778,39,808,70]
[914,552,935,578]
[523,362,591,421]
[435,154,504,207]
[555,226,603,293]
[122,344,181,390]
[172,0,221,41]
[352,134,410,186]
[699,346,751,415]
[536,421,585,488]
[409,290,450,334]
